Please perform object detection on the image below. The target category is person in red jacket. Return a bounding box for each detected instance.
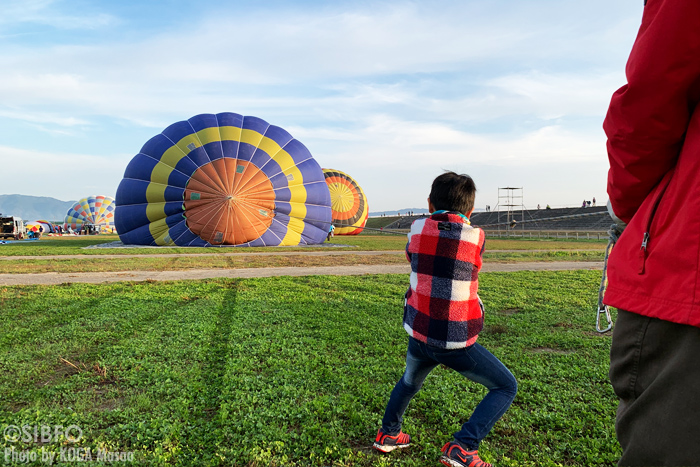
[604,0,700,464]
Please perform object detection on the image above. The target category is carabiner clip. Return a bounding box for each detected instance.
[596,305,613,333]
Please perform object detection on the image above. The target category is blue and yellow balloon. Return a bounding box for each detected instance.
[115,113,332,246]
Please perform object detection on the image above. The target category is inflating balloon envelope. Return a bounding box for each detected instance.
[115,113,332,246]
[64,195,116,233]
[26,220,55,234]
[323,168,368,235]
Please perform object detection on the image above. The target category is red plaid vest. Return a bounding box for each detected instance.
[403,212,485,349]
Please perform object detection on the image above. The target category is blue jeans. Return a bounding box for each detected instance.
[382,337,517,450]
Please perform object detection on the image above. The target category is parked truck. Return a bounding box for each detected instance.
[0,215,26,240]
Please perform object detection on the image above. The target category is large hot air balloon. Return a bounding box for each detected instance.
[64,196,116,233]
[115,113,332,247]
[322,168,368,235]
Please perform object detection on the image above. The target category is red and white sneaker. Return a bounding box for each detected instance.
[372,428,411,453]
[440,441,492,467]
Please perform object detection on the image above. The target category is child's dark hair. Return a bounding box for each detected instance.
[429,171,476,214]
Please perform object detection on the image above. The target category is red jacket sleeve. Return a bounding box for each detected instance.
[604,0,700,223]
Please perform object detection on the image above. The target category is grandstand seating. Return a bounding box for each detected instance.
[380,206,612,231]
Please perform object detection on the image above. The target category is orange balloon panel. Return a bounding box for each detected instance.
[184,159,275,245]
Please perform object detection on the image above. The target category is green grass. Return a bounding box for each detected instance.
[0,235,606,258]
[364,217,401,230]
[0,235,409,256]
[0,250,603,275]
[0,272,619,466]
[485,238,607,249]
[0,235,605,274]
[485,250,604,262]
[0,253,406,274]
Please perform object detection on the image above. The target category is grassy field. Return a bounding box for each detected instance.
[364,217,401,230]
[0,235,411,256]
[0,252,406,274]
[0,251,605,275]
[0,236,606,274]
[0,235,607,257]
[0,271,619,466]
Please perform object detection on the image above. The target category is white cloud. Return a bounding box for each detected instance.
[310,69,626,126]
[295,115,609,210]
[0,0,639,210]
[0,1,638,104]
[0,108,90,127]
[483,71,624,120]
[300,115,605,166]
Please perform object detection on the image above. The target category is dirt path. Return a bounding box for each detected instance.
[0,250,405,261]
[0,261,603,286]
[0,249,603,261]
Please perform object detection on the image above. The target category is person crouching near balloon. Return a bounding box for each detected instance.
[372,171,517,467]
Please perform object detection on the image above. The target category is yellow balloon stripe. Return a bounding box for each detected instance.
[280,217,304,245]
[197,127,222,146]
[150,218,175,246]
[150,163,178,186]
[219,125,242,141]
[146,202,170,224]
[145,182,169,207]
[240,128,265,149]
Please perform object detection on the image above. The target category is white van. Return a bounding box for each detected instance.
[0,216,26,240]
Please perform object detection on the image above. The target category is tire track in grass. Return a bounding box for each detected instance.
[186,281,239,462]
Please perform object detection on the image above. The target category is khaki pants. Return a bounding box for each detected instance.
[609,310,700,466]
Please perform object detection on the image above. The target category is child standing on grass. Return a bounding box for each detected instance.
[373,172,517,467]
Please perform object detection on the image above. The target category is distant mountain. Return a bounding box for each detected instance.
[0,195,77,222]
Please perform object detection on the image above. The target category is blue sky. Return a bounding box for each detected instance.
[0,0,642,211]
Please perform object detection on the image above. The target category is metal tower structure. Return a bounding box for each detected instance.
[494,187,525,235]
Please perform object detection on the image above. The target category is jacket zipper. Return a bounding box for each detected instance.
[638,170,674,274]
